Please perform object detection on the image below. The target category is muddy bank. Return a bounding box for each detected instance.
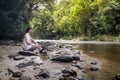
[0,41,119,80]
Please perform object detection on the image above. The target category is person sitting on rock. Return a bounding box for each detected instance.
[22,26,47,53]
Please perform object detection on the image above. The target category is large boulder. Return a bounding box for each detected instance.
[18,51,37,56]
[8,53,19,59]
[50,56,73,63]
[72,56,80,61]
[50,55,80,63]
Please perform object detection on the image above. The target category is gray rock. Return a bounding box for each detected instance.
[35,69,50,78]
[80,60,86,62]
[32,56,43,65]
[89,67,99,72]
[73,50,81,55]
[59,76,76,80]
[8,68,22,77]
[16,61,33,68]
[51,55,80,63]
[0,56,3,62]
[72,56,80,61]
[8,53,19,59]
[91,61,97,65]
[14,56,24,61]
[62,69,77,77]
[65,45,73,49]
[18,51,36,56]
[75,65,83,69]
[51,56,73,63]
[77,77,84,80]
[19,76,31,80]
[62,73,70,77]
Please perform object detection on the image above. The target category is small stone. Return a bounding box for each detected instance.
[91,61,97,65]
[35,76,39,79]
[14,56,24,61]
[62,69,77,77]
[35,69,50,78]
[20,69,26,72]
[75,65,83,69]
[9,77,15,80]
[65,45,73,49]
[74,50,81,55]
[16,61,33,68]
[67,76,76,80]
[77,77,84,80]
[82,71,87,73]
[13,72,22,77]
[0,56,3,62]
[89,67,99,72]
[33,67,39,70]
[115,74,120,80]
[80,60,86,62]
[8,68,22,77]
[59,45,62,48]
[5,73,8,75]
[62,73,70,77]
[72,61,78,64]
[59,77,64,80]
[59,76,75,80]
[32,56,43,65]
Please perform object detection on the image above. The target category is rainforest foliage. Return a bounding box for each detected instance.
[0,0,120,40]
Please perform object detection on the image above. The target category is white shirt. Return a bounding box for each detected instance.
[22,33,35,50]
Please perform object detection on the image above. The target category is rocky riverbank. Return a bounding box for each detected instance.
[0,41,119,80]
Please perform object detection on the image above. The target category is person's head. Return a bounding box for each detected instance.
[26,27,32,34]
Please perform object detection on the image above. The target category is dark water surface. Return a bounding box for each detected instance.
[78,44,120,63]
[77,44,120,80]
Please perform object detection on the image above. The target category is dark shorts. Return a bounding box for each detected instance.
[27,46,36,51]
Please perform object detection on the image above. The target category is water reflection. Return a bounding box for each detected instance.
[78,44,120,63]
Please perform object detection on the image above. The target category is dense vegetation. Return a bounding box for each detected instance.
[0,0,120,41]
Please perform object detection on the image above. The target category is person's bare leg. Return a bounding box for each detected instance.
[35,43,41,51]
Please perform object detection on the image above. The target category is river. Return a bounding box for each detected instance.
[77,44,120,80]
[78,44,120,63]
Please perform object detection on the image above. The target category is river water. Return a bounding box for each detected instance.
[78,44,120,80]
[78,44,120,63]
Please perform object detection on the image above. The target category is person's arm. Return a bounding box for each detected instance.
[31,38,37,44]
[25,33,33,45]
